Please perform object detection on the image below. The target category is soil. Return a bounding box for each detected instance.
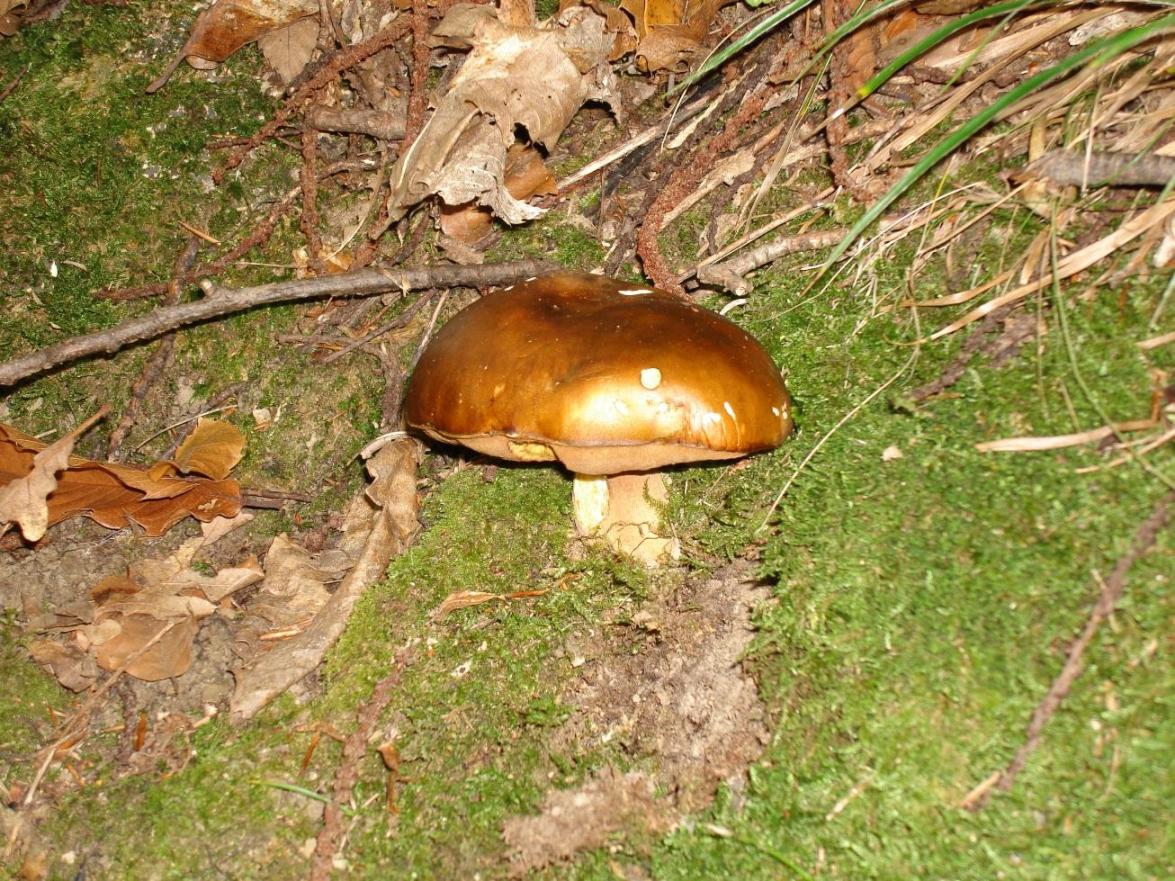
[503,559,772,874]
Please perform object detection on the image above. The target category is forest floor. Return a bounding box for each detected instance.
[0,2,1171,880]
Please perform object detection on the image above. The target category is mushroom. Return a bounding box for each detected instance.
[403,273,793,564]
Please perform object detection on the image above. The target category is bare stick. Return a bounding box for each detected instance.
[966,490,1174,811]
[1025,150,1175,189]
[0,260,556,388]
[305,106,405,141]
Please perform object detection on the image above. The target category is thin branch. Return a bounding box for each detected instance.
[0,261,556,388]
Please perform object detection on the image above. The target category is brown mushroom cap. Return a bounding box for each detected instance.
[403,273,793,475]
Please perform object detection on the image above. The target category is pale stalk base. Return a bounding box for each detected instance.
[571,472,680,566]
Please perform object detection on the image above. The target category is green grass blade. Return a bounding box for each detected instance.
[857,0,1047,100]
[671,0,817,94]
[819,12,1175,272]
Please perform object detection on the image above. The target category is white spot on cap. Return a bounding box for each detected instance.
[503,284,514,291]
[772,406,780,417]
[525,276,537,282]
[640,367,661,389]
[618,288,653,296]
[704,412,721,425]
[723,401,736,420]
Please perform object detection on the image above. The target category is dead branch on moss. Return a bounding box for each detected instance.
[0,260,555,389]
[695,229,846,296]
[964,490,1174,812]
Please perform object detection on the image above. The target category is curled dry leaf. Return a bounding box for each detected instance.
[0,420,243,537]
[439,143,559,245]
[619,0,735,72]
[385,3,619,226]
[169,416,246,480]
[0,418,88,542]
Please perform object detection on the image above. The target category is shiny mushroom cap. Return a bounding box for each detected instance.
[403,273,793,475]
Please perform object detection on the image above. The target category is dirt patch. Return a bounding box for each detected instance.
[503,559,771,874]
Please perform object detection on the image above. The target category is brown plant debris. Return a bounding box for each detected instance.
[229,438,422,722]
[0,417,243,538]
[385,2,619,227]
[503,561,771,872]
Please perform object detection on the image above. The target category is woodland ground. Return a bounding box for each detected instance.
[0,2,1172,880]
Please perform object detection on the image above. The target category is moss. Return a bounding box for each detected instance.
[2,2,1172,879]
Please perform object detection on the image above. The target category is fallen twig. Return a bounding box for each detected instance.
[1025,149,1175,189]
[0,260,556,388]
[965,490,1174,811]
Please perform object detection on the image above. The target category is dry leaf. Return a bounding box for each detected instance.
[0,422,243,537]
[176,0,318,69]
[439,143,558,244]
[386,3,618,226]
[619,0,734,72]
[170,418,246,480]
[258,16,321,83]
[91,613,201,681]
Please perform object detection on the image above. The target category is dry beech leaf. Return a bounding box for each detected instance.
[176,0,318,69]
[619,0,734,72]
[171,418,246,480]
[386,3,618,227]
[0,422,242,537]
[258,16,321,83]
[27,639,99,693]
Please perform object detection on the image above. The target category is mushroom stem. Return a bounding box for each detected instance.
[571,472,679,566]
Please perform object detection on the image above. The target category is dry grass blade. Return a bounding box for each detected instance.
[433,588,549,620]
[929,196,1175,340]
[976,419,1156,453]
